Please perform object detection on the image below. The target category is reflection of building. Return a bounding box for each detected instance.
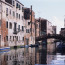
[35,48,47,64]
[60,28,65,37]
[0,48,35,65]
[24,7,35,45]
[0,0,25,47]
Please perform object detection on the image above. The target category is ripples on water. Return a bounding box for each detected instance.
[0,45,65,65]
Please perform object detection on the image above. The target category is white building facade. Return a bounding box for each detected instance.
[0,0,25,47]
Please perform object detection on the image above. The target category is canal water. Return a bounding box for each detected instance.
[0,44,65,65]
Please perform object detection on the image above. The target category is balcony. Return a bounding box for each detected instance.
[13,28,22,34]
[13,29,17,34]
[13,31,17,34]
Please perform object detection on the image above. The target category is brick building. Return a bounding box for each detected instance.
[24,7,35,45]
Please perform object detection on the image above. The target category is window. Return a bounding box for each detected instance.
[22,7,24,12]
[0,20,1,26]
[13,36,14,41]
[19,14,20,19]
[22,37,24,41]
[16,3,19,8]
[16,13,18,18]
[9,22,12,29]
[14,22,17,32]
[19,5,21,10]
[26,29,29,33]
[26,29,30,33]
[5,0,12,5]
[28,22,30,25]
[22,26,24,31]
[26,29,27,33]
[6,8,8,16]
[10,36,11,41]
[6,21,8,28]
[28,29,30,33]
[4,37,5,42]
[30,28,32,32]
[0,5,1,13]
[6,36,8,41]
[19,36,20,41]
[18,25,20,31]
[22,16,24,20]
[13,11,15,17]
[13,0,15,6]
[10,9,11,15]
[17,36,18,41]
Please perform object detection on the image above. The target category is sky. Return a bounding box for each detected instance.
[19,0,65,34]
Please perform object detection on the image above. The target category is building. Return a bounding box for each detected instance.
[52,26,56,34]
[35,19,40,37]
[60,28,65,37]
[35,18,53,43]
[24,7,35,45]
[35,18,53,36]
[0,0,25,47]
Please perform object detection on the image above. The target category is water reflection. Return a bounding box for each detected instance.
[0,46,47,65]
[0,48,35,65]
[1,43,65,65]
[35,47,47,64]
[47,53,65,65]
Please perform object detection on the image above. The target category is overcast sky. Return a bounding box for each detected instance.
[19,0,65,34]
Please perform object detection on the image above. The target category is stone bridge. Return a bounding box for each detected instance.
[36,34,65,41]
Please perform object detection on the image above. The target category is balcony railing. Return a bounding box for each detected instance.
[13,30,18,34]
[13,28,22,34]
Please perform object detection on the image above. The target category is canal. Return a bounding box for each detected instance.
[0,42,65,65]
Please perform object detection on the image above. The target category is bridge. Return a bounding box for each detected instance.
[36,34,65,41]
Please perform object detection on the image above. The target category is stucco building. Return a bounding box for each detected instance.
[0,0,25,47]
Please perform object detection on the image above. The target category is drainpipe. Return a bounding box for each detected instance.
[35,19,36,44]
[30,5,32,44]
[31,5,32,38]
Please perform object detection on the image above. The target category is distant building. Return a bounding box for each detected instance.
[35,19,40,37]
[35,18,53,36]
[60,28,65,37]
[52,26,56,34]
[35,18,53,43]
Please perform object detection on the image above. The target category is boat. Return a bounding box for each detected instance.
[20,45,25,48]
[29,44,39,47]
[0,47,10,51]
[57,43,65,52]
